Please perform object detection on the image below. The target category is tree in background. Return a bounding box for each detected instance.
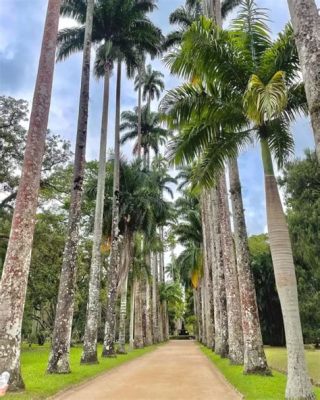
[162,0,314,396]
[280,151,320,345]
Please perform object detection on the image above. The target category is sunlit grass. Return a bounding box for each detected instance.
[6,343,158,400]
[265,346,320,384]
[200,345,320,400]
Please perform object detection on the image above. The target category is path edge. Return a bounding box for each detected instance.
[198,343,245,400]
[49,344,163,400]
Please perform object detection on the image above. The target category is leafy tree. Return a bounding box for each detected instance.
[280,151,320,345]
[120,106,169,166]
[248,234,285,346]
[162,1,314,396]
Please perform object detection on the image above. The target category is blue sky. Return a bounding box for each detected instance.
[0,0,316,235]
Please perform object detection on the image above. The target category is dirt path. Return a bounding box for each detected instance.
[53,340,241,400]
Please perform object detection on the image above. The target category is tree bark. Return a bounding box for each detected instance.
[218,173,244,365]
[102,61,122,358]
[47,0,94,374]
[129,279,135,349]
[81,66,110,365]
[200,190,215,350]
[210,187,228,357]
[261,139,315,400]
[0,0,61,389]
[134,278,144,349]
[118,275,128,354]
[228,158,269,374]
[137,69,142,159]
[287,0,320,162]
[143,270,153,346]
[151,252,160,342]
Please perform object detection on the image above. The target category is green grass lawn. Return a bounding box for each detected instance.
[201,345,320,400]
[6,343,158,400]
[265,347,320,384]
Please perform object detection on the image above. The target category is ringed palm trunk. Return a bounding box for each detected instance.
[47,0,94,374]
[134,278,144,349]
[0,0,61,388]
[81,65,111,365]
[118,275,128,354]
[200,190,215,350]
[201,279,207,345]
[102,61,122,358]
[151,252,160,342]
[228,158,269,374]
[129,279,135,349]
[261,139,315,400]
[287,0,320,162]
[137,70,142,159]
[218,173,244,365]
[210,187,228,357]
[142,269,153,346]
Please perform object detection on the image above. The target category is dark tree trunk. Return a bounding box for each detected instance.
[228,158,269,374]
[0,0,61,389]
[47,0,94,374]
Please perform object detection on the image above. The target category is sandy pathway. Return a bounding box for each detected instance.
[53,340,241,400]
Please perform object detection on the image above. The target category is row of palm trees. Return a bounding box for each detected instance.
[0,0,172,389]
[0,2,320,400]
[160,0,317,399]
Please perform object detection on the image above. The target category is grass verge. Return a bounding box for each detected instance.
[265,347,320,385]
[6,343,158,400]
[200,345,320,400]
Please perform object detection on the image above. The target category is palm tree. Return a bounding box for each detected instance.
[139,64,164,108]
[53,0,162,360]
[162,2,314,397]
[163,0,202,50]
[47,0,95,374]
[286,0,320,162]
[81,43,113,365]
[120,106,169,167]
[0,0,61,389]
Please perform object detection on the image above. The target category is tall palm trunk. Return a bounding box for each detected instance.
[200,191,215,350]
[287,0,320,162]
[129,279,135,348]
[260,139,315,400]
[145,276,153,344]
[118,275,128,354]
[47,0,94,375]
[218,174,244,364]
[196,286,203,342]
[0,0,61,389]
[211,187,228,357]
[134,278,144,348]
[151,252,160,342]
[228,158,269,374]
[81,65,111,365]
[137,70,142,159]
[200,279,207,344]
[102,61,122,357]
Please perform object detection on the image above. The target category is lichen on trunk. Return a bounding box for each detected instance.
[0,0,61,389]
[228,158,269,375]
[47,0,94,374]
